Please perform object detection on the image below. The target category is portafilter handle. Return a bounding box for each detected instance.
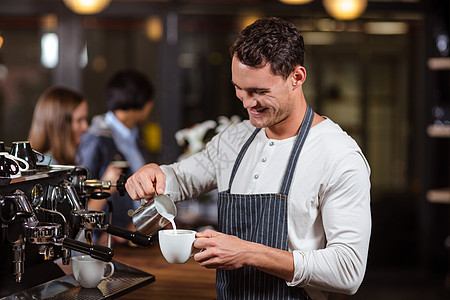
[62,238,114,262]
[106,225,152,247]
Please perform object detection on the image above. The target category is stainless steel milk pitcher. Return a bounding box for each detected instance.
[132,194,177,236]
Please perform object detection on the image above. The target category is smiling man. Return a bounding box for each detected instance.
[125,17,371,300]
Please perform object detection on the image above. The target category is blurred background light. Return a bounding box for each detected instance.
[41,14,58,31]
[279,0,314,4]
[63,0,111,15]
[92,55,107,72]
[41,33,59,69]
[323,0,368,20]
[146,16,163,42]
[240,15,262,30]
[436,33,449,56]
[79,42,88,68]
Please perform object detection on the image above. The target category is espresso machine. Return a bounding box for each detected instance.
[0,158,154,299]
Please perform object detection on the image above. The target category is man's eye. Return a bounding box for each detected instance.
[255,90,266,95]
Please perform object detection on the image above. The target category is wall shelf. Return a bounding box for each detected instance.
[426,124,450,204]
[426,187,450,204]
[428,57,450,70]
[427,124,450,138]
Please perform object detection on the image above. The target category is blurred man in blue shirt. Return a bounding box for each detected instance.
[77,69,155,245]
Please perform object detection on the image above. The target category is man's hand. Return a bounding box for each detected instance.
[125,163,166,200]
[193,229,249,270]
[193,229,295,282]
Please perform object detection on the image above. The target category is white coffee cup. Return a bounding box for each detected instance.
[71,255,114,288]
[158,229,197,264]
[0,152,29,175]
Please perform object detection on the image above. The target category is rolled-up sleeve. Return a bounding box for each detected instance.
[160,149,218,203]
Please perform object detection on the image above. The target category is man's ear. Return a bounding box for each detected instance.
[292,66,306,88]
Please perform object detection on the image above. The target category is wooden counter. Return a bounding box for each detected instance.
[113,241,217,300]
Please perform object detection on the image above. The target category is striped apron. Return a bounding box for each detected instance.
[217,105,314,300]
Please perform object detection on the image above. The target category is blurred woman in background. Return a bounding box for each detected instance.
[28,86,88,165]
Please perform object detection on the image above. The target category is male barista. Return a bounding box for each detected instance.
[125,17,371,300]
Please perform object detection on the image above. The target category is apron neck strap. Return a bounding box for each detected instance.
[279,104,314,195]
[228,105,314,195]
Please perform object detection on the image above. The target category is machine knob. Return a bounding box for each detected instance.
[116,173,127,196]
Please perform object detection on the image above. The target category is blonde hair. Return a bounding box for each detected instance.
[28,86,85,165]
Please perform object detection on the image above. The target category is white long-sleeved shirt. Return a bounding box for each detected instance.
[161,118,371,300]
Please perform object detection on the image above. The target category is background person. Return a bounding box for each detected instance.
[28,86,89,165]
[77,69,155,245]
[28,85,121,198]
[125,17,371,300]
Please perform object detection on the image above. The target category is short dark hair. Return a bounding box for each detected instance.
[105,69,154,111]
[230,17,306,79]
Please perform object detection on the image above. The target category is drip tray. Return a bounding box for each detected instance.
[1,260,155,300]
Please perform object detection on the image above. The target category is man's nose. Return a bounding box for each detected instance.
[237,90,256,109]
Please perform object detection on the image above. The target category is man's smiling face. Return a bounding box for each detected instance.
[231,55,295,131]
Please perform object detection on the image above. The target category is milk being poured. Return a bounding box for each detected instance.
[156,200,177,234]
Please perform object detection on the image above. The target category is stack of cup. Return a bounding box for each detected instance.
[10,141,44,171]
[0,141,29,178]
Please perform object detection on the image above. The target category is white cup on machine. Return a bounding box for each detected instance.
[71,255,114,288]
[0,152,29,177]
[158,229,197,264]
